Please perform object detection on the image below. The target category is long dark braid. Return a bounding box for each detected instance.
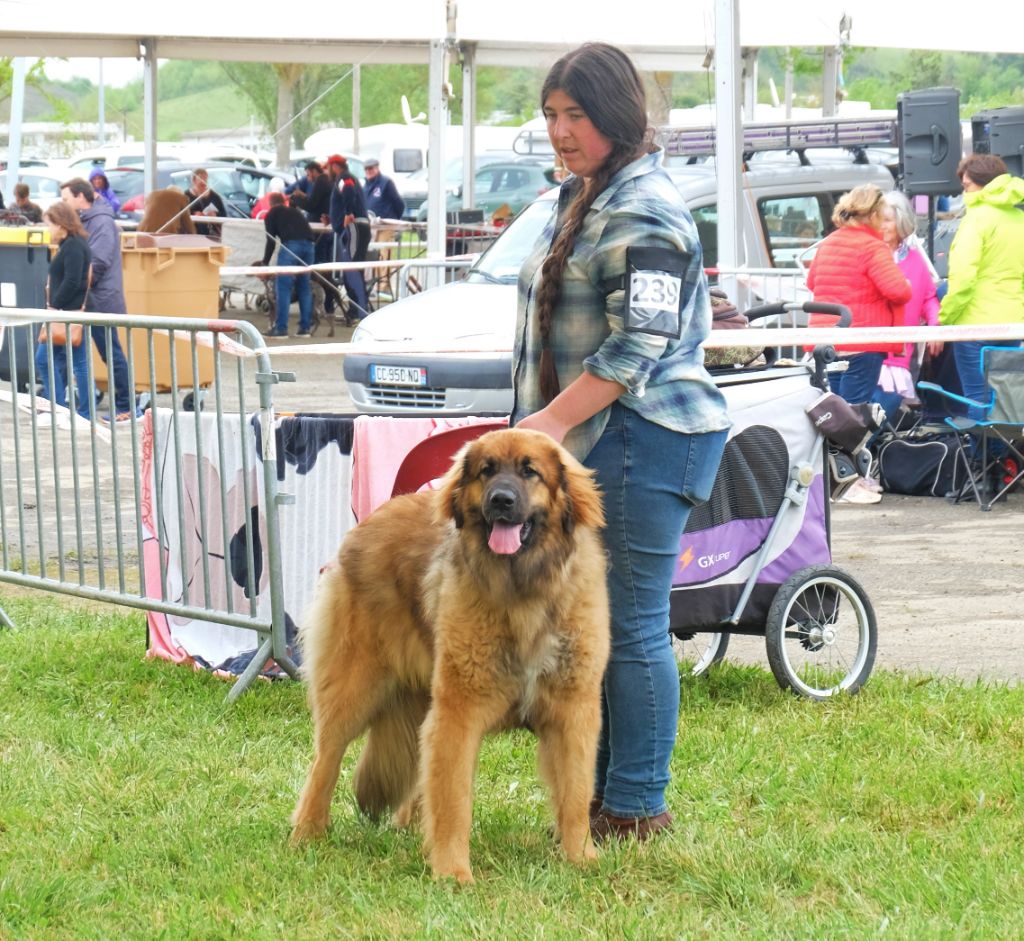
[534,43,651,403]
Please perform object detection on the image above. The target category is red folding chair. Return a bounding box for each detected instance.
[390,421,507,497]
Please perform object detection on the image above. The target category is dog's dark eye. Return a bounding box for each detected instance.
[480,461,497,478]
[521,462,540,479]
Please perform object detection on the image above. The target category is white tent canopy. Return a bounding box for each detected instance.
[3,0,1021,59]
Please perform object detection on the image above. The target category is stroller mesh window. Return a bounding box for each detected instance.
[684,425,790,533]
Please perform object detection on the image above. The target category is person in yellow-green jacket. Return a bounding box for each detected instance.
[940,154,1024,419]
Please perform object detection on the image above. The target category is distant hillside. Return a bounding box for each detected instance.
[30,80,253,142]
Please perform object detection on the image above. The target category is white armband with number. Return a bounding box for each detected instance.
[624,246,690,339]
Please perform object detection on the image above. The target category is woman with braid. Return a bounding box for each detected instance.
[512,43,730,842]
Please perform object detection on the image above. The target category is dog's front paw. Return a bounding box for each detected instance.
[289,815,329,846]
[562,832,599,865]
[430,849,475,884]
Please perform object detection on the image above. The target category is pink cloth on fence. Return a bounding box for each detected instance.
[350,415,508,523]
[140,409,193,666]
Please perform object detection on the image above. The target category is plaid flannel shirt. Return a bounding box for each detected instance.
[511,149,730,461]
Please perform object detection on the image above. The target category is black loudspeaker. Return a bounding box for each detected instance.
[897,87,962,196]
[971,106,1024,176]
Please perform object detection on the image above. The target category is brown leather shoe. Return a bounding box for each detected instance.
[590,809,674,843]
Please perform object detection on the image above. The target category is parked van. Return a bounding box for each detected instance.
[343,156,895,414]
[304,123,519,181]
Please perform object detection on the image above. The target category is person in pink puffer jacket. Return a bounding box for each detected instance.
[878,190,942,399]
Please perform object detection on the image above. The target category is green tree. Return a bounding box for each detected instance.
[0,58,60,110]
[903,50,943,90]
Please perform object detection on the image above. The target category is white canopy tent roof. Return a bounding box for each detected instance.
[3,0,1020,59]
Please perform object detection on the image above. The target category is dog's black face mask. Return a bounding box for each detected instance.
[482,471,534,555]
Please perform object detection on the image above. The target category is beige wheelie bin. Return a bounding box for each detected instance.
[92,232,230,396]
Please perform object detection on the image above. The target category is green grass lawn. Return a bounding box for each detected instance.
[1,593,1022,940]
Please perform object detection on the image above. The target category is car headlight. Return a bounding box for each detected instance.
[351,323,372,344]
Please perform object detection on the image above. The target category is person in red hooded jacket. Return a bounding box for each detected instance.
[807,183,912,505]
[807,183,912,405]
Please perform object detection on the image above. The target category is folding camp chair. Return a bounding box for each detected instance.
[917,345,1024,511]
[391,421,507,498]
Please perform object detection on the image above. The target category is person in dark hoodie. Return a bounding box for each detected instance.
[61,177,136,420]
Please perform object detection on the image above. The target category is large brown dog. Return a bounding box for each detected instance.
[290,428,609,883]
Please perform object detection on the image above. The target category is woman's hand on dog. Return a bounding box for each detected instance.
[516,373,627,444]
[514,407,569,444]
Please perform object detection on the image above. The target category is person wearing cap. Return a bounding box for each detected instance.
[363,158,405,221]
[326,154,371,323]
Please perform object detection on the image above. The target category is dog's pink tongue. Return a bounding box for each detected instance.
[488,522,522,555]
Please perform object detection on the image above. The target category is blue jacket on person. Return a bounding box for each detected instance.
[364,173,405,221]
[329,174,368,232]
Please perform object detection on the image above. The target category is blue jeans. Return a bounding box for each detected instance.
[833,352,885,405]
[57,323,132,418]
[274,239,315,333]
[88,324,134,416]
[35,336,89,414]
[584,403,727,817]
[953,339,1022,421]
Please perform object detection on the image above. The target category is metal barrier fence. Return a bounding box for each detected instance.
[0,310,296,701]
[217,217,497,326]
[710,266,811,360]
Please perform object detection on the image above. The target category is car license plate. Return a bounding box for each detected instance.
[370,364,428,387]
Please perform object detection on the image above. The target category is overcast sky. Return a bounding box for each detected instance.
[41,57,146,88]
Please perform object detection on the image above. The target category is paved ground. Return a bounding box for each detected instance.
[3,302,1022,684]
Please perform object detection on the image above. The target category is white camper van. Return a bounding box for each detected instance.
[63,142,262,173]
[303,123,519,181]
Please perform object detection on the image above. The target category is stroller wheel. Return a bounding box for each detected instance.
[764,564,877,699]
[672,630,730,676]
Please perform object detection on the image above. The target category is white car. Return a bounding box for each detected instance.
[0,168,68,213]
[343,159,895,415]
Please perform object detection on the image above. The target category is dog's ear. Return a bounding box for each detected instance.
[558,453,605,534]
[434,443,474,529]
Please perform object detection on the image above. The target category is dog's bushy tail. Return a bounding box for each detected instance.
[354,689,429,819]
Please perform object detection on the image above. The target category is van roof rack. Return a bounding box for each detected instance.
[513,116,899,164]
[512,129,555,157]
[657,117,898,160]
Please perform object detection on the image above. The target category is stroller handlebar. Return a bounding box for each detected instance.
[743,301,852,328]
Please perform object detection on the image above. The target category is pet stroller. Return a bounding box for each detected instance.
[671,301,878,699]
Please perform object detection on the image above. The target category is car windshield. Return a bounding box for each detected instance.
[104,170,146,199]
[467,197,555,283]
[0,173,62,202]
[406,154,516,189]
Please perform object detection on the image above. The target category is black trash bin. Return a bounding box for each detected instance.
[0,227,49,393]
